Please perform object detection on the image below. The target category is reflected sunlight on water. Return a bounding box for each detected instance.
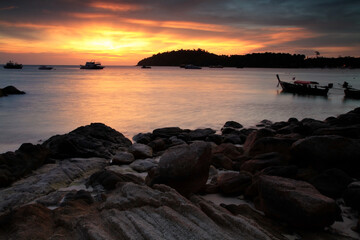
[0,66,359,152]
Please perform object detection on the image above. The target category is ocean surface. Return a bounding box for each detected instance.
[1,66,359,153]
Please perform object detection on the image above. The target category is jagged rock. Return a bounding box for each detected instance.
[310,168,353,199]
[0,143,50,187]
[130,159,158,172]
[246,137,296,158]
[43,123,131,159]
[88,169,144,190]
[128,143,153,159]
[241,152,282,174]
[132,132,153,144]
[258,175,340,229]
[291,135,360,177]
[343,181,360,210]
[152,127,183,138]
[260,165,298,179]
[223,121,243,129]
[0,158,107,213]
[146,141,211,196]
[111,152,135,165]
[217,171,252,195]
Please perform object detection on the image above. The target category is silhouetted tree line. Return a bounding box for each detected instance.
[137,49,360,68]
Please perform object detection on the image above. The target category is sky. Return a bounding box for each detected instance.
[0,0,359,65]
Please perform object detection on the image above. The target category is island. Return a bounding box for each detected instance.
[137,49,360,68]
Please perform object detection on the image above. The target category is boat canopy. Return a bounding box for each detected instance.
[294,80,319,85]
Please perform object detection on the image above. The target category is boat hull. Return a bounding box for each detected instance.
[345,88,360,99]
[279,81,329,96]
[80,66,104,69]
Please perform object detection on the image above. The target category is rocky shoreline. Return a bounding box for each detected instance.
[1,108,360,239]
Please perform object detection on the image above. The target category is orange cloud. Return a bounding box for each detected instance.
[89,2,142,12]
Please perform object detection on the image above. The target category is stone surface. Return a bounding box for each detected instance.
[310,168,353,199]
[43,123,132,159]
[223,121,243,129]
[146,141,212,196]
[111,151,135,165]
[343,181,360,210]
[258,175,340,229]
[291,135,360,177]
[246,137,296,158]
[128,143,153,159]
[152,127,183,138]
[240,152,282,173]
[243,128,276,155]
[129,159,158,172]
[217,171,252,195]
[260,165,298,179]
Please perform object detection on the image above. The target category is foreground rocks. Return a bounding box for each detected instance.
[1,108,360,239]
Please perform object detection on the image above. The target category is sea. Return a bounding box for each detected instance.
[0,65,359,153]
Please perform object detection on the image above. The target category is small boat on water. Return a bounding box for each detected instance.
[38,65,53,70]
[209,65,223,68]
[184,64,202,69]
[276,74,332,96]
[80,61,104,69]
[3,61,23,69]
[141,65,151,69]
[344,87,360,99]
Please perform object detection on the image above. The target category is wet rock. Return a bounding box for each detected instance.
[146,141,211,196]
[241,152,282,174]
[152,127,183,138]
[310,168,353,199]
[211,154,233,170]
[243,128,276,155]
[261,165,298,179]
[258,175,340,229]
[343,181,360,210]
[61,190,94,206]
[291,135,360,177]
[246,137,296,158]
[111,152,135,165]
[217,171,252,195]
[128,143,153,159]
[130,159,158,172]
[88,169,144,190]
[223,121,243,129]
[132,132,152,144]
[0,143,50,187]
[43,123,131,159]
[1,86,25,95]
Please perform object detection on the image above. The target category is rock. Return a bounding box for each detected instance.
[152,127,183,138]
[2,86,25,95]
[132,132,152,144]
[270,121,289,131]
[313,125,360,139]
[291,135,360,177]
[61,190,94,206]
[0,143,50,187]
[43,123,131,159]
[258,175,340,229]
[243,128,276,155]
[223,121,243,129]
[261,165,298,179]
[217,171,252,195]
[146,141,211,196]
[246,137,296,158]
[148,138,167,152]
[212,143,244,161]
[88,169,144,190]
[222,134,245,144]
[128,143,153,159]
[241,152,282,174]
[187,128,216,141]
[111,152,135,165]
[168,136,186,146]
[301,119,330,132]
[130,159,158,172]
[310,168,353,199]
[343,181,360,210]
[211,154,233,170]
[205,134,223,145]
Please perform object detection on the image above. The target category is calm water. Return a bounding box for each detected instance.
[0,66,359,153]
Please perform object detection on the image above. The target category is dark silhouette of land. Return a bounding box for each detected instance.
[137,49,360,68]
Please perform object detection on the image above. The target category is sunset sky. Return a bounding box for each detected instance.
[0,0,359,65]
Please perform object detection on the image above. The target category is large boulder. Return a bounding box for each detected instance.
[223,121,243,129]
[217,171,252,195]
[243,128,275,155]
[246,137,296,158]
[290,135,360,177]
[257,175,340,229]
[146,141,212,196]
[152,127,183,138]
[128,143,153,159]
[240,152,282,174]
[343,181,360,210]
[42,123,131,159]
[313,125,360,139]
[111,152,135,165]
[310,168,353,199]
